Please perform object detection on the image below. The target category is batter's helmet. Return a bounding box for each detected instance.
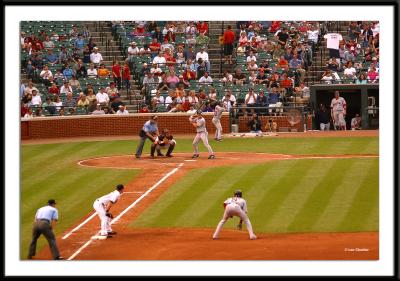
[234,190,242,198]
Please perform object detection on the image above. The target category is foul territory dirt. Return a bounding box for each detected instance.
[31,131,379,261]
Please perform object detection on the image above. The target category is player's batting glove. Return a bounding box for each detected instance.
[106,212,114,219]
[237,223,243,231]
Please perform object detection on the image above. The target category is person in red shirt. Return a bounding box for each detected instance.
[139,104,150,113]
[122,61,131,95]
[269,21,281,33]
[183,66,196,81]
[276,56,289,71]
[149,37,161,58]
[48,82,60,96]
[197,21,209,35]
[223,25,236,65]
[112,60,122,90]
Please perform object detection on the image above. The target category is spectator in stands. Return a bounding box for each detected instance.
[43,36,55,50]
[116,104,129,115]
[236,43,246,55]
[196,32,210,47]
[151,90,165,110]
[238,31,248,47]
[30,89,42,107]
[153,51,167,67]
[69,75,81,91]
[77,93,90,110]
[63,92,76,109]
[142,72,158,95]
[233,68,247,86]
[196,58,207,79]
[69,25,79,39]
[284,46,293,62]
[97,63,110,79]
[90,47,103,65]
[222,70,233,85]
[275,27,289,47]
[87,63,98,78]
[247,113,263,136]
[82,45,91,63]
[222,25,235,65]
[175,45,185,65]
[195,46,210,73]
[307,24,319,53]
[255,68,269,84]
[91,103,105,115]
[44,49,58,66]
[74,34,86,50]
[247,60,258,72]
[197,21,208,35]
[48,82,59,96]
[158,74,170,92]
[121,60,131,94]
[127,42,139,64]
[276,56,289,71]
[367,66,379,83]
[40,65,53,85]
[96,87,110,107]
[185,21,197,37]
[60,81,73,94]
[62,64,74,81]
[177,75,189,89]
[58,46,72,65]
[245,87,258,114]
[42,96,56,115]
[293,82,310,104]
[53,95,63,110]
[356,72,368,84]
[321,69,334,84]
[327,57,340,72]
[23,108,34,119]
[348,21,361,42]
[246,50,257,65]
[272,43,284,60]
[106,82,119,96]
[343,61,357,82]
[360,23,373,48]
[187,90,199,107]
[351,114,362,130]
[109,96,124,113]
[74,59,87,79]
[198,71,213,84]
[184,45,196,61]
[324,32,343,59]
[208,87,218,103]
[256,91,268,115]
[268,87,283,116]
[183,65,196,82]
[166,70,180,89]
[85,88,96,108]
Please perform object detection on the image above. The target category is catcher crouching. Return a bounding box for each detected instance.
[150,128,176,158]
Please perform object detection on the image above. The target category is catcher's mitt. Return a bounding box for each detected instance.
[105,212,114,219]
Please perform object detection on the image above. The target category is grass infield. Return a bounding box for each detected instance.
[20,136,378,258]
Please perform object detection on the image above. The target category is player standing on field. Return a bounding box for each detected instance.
[330,91,347,130]
[189,110,215,159]
[212,101,225,141]
[213,190,257,240]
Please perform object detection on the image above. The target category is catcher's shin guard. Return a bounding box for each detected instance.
[150,144,156,157]
[166,143,175,156]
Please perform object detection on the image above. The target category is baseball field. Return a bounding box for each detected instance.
[21,130,379,260]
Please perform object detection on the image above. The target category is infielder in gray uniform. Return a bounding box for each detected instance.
[212,101,225,141]
[189,110,215,159]
[213,190,257,240]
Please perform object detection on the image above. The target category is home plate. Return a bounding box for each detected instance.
[91,235,107,240]
[184,160,197,162]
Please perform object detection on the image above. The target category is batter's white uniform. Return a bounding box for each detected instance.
[93,190,121,235]
[189,115,214,156]
[330,96,347,128]
[213,196,257,240]
[212,105,224,140]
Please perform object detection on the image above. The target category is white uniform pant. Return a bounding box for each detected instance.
[212,117,222,140]
[93,200,112,235]
[193,131,213,155]
[333,111,346,128]
[213,204,256,239]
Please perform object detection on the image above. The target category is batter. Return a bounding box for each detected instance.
[213,190,257,240]
[189,110,215,159]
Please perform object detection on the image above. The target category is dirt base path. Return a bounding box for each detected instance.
[33,152,379,261]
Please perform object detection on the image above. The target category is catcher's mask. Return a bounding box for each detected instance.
[234,190,242,198]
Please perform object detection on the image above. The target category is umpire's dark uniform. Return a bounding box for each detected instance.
[28,199,62,260]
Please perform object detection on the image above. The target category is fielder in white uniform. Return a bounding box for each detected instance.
[213,190,257,240]
[93,184,124,238]
[189,110,215,159]
[212,102,225,141]
[330,91,347,130]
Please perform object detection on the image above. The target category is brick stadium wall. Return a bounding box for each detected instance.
[238,115,312,132]
[21,113,230,140]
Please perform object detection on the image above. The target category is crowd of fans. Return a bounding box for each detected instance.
[20,20,379,118]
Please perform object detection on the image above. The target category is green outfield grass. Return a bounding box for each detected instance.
[21,136,378,258]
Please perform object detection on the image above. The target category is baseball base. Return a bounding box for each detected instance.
[91,235,107,240]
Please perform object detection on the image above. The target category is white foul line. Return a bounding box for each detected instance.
[67,163,184,261]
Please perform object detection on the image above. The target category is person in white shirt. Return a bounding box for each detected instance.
[116,104,129,115]
[96,87,110,106]
[40,65,53,81]
[87,63,98,78]
[91,104,106,115]
[127,42,139,63]
[152,51,166,67]
[324,33,343,59]
[321,70,334,84]
[90,47,103,65]
[60,81,73,94]
[330,91,347,130]
[246,51,257,64]
[30,90,42,106]
[93,184,125,238]
[195,46,210,73]
[245,88,258,108]
[24,108,34,119]
[151,90,165,109]
[343,61,357,82]
[307,24,319,52]
[198,71,213,83]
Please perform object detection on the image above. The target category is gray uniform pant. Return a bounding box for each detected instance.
[193,131,213,155]
[28,220,60,259]
[213,204,256,239]
[212,117,222,140]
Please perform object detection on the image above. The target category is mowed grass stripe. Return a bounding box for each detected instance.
[285,159,355,232]
[250,160,315,232]
[174,165,255,227]
[312,159,377,232]
[131,168,212,227]
[266,159,337,232]
[338,160,379,231]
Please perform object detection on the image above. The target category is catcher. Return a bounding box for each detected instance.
[92,184,124,238]
[150,128,176,158]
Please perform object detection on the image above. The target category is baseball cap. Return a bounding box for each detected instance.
[116,184,124,191]
[48,199,56,205]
